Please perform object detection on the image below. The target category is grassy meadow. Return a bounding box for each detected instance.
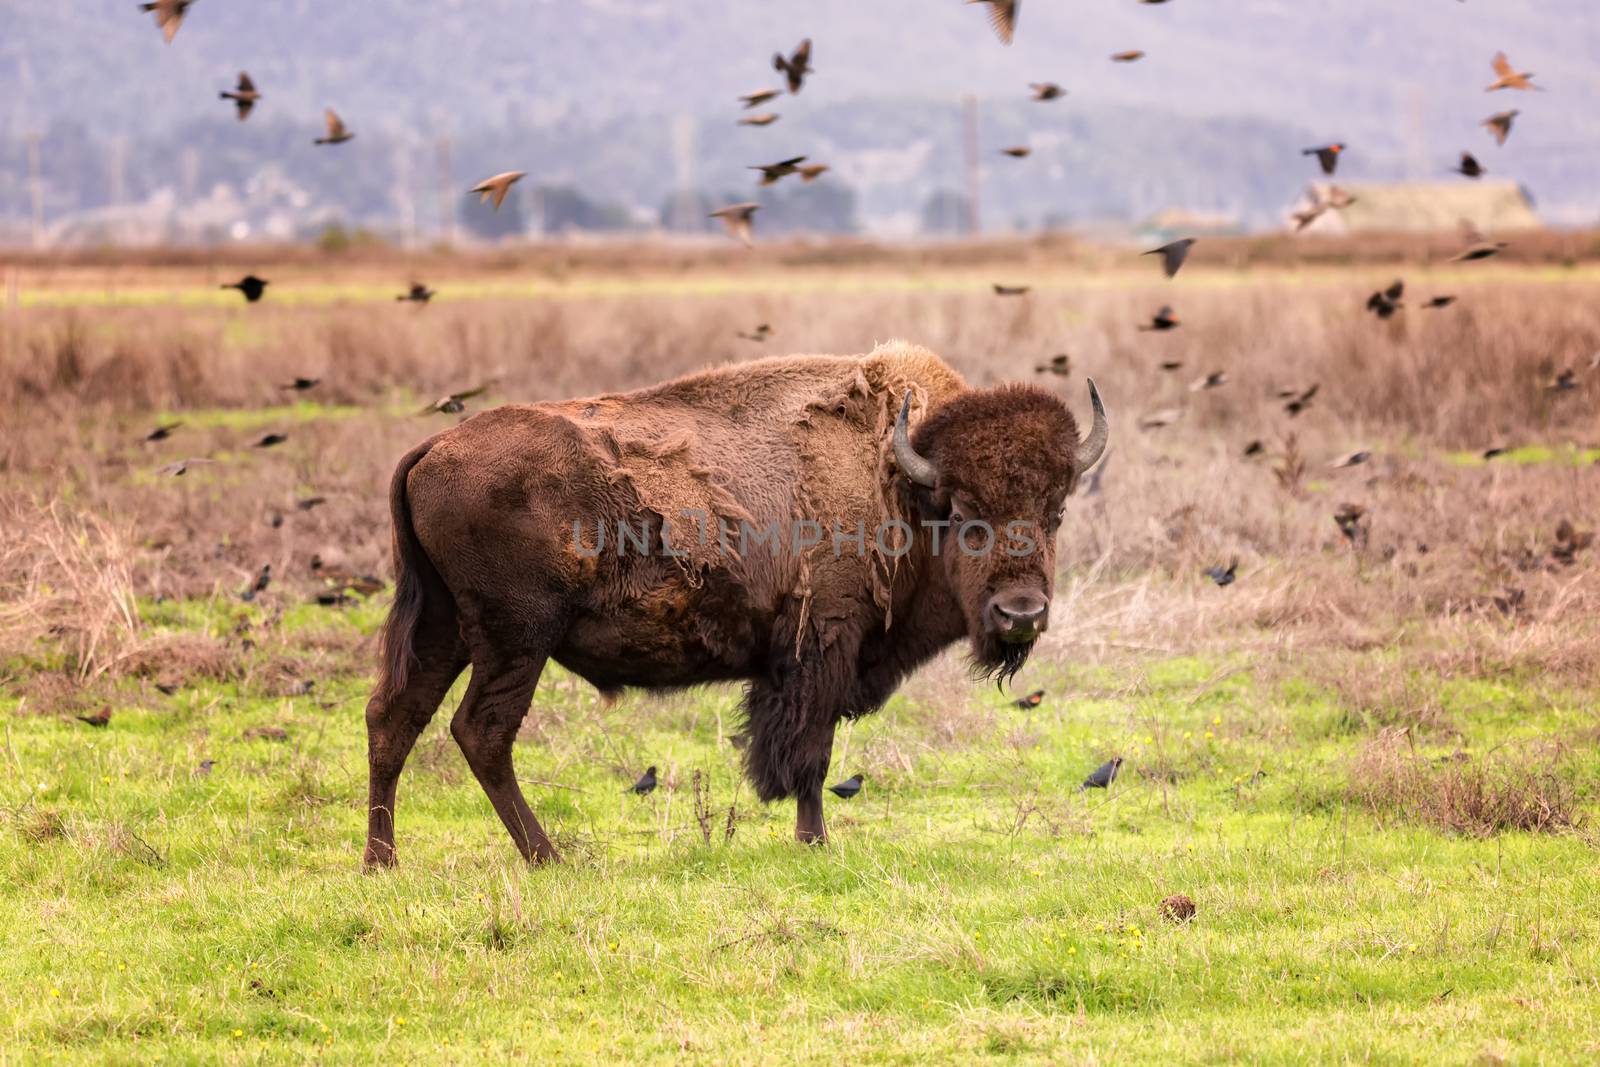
[2,238,1598,1063]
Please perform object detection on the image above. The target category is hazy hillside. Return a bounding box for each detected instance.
[2,0,1597,236]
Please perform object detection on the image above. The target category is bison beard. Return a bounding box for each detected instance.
[361,342,1105,864]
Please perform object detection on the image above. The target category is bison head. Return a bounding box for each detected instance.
[894,380,1107,681]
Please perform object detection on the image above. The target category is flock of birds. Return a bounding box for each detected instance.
[121,4,1590,796]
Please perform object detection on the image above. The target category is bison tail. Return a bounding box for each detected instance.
[376,441,441,707]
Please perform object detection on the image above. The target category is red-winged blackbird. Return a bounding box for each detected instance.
[1303,143,1346,175]
[1013,688,1045,709]
[1139,305,1180,332]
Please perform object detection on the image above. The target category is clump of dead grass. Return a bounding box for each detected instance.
[1348,728,1580,836]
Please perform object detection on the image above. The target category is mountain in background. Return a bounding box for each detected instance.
[2,0,1596,241]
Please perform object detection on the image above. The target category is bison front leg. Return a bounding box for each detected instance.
[743,677,841,846]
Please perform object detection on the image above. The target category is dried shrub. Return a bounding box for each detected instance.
[1348,729,1580,836]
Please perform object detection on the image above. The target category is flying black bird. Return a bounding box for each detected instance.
[709,203,760,245]
[968,0,1018,45]
[470,171,525,210]
[1546,368,1578,393]
[1080,757,1122,791]
[314,108,354,145]
[1334,503,1368,544]
[140,0,192,44]
[1204,560,1238,587]
[773,38,814,93]
[1482,446,1510,460]
[737,323,774,343]
[1483,110,1519,146]
[1030,82,1064,101]
[156,457,214,477]
[1451,239,1507,263]
[1000,146,1032,158]
[1190,371,1228,392]
[253,433,287,448]
[1303,143,1345,176]
[1243,440,1265,457]
[1485,51,1539,92]
[1145,238,1195,278]
[750,156,807,185]
[418,384,493,416]
[1424,296,1457,309]
[221,275,269,303]
[738,113,780,127]
[1160,360,1183,372]
[1034,354,1071,376]
[993,283,1030,296]
[627,766,658,795]
[1284,384,1319,417]
[1138,305,1180,332]
[740,88,782,109]
[828,775,863,799]
[1012,688,1045,710]
[281,377,320,391]
[76,707,113,728]
[1329,450,1372,470]
[1110,50,1145,63]
[1366,279,1404,319]
[296,496,327,511]
[145,422,182,442]
[396,283,434,304]
[219,71,260,121]
[1454,152,1485,179]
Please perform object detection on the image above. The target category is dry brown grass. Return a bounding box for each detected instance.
[1348,728,1581,836]
[1,243,1596,701]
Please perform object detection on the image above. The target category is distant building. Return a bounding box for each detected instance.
[1291,181,1541,235]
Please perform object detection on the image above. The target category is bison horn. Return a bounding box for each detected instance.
[893,389,939,488]
[1074,379,1109,471]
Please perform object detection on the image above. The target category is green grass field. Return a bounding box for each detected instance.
[3,596,1596,1064]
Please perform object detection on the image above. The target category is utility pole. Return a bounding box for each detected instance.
[962,95,981,237]
[25,132,44,249]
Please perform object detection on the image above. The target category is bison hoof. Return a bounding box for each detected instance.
[362,841,399,869]
[794,829,828,845]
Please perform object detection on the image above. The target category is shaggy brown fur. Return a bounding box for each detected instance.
[363,341,1099,866]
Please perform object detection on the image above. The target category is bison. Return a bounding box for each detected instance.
[363,342,1106,866]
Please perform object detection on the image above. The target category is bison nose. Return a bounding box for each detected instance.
[988,593,1048,642]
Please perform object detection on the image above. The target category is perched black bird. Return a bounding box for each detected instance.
[221,275,269,303]
[1454,152,1485,179]
[1303,143,1345,176]
[1139,305,1180,332]
[396,283,435,304]
[1144,238,1196,278]
[1013,688,1045,710]
[1080,757,1122,791]
[1424,296,1457,309]
[828,775,863,799]
[627,766,658,795]
[145,422,182,442]
[253,433,288,449]
[196,759,216,777]
[1204,560,1238,587]
[75,707,113,728]
[281,377,320,392]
